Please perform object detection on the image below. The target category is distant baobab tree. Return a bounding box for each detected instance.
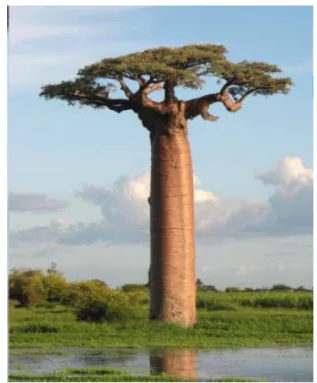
[40,44,292,327]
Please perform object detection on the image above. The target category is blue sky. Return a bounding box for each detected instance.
[8,6,313,288]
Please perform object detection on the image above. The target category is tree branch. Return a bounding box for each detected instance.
[141,95,170,114]
[67,92,131,113]
[136,76,147,87]
[217,91,242,112]
[219,73,240,94]
[116,76,133,99]
[219,81,232,94]
[238,87,259,102]
[143,83,164,95]
[164,79,177,103]
[184,94,218,120]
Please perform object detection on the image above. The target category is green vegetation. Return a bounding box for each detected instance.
[9,266,312,349]
[9,367,265,382]
[9,304,312,349]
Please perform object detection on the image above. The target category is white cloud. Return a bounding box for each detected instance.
[8,192,68,213]
[9,156,313,247]
[253,157,313,235]
[256,157,312,187]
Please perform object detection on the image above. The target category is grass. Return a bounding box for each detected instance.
[9,367,266,382]
[196,290,313,310]
[9,291,313,349]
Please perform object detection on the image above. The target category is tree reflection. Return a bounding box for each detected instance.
[150,348,196,379]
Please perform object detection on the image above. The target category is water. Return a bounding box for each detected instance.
[9,347,313,382]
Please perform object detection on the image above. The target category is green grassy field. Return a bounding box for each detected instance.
[9,291,313,350]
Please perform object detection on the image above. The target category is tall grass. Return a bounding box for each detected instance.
[196,291,313,310]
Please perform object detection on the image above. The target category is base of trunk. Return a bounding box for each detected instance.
[149,131,196,327]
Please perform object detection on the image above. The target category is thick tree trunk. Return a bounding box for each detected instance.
[149,128,196,327]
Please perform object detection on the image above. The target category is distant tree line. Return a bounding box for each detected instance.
[195,279,312,292]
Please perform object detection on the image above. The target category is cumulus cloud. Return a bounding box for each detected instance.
[254,157,313,235]
[9,157,313,246]
[8,192,68,213]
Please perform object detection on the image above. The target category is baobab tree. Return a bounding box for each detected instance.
[40,44,292,327]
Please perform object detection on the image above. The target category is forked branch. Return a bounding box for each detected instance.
[117,76,133,99]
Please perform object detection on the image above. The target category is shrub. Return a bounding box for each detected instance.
[76,286,138,323]
[121,284,148,293]
[60,282,82,307]
[203,285,217,292]
[9,268,46,307]
[89,279,108,287]
[43,273,69,303]
[125,290,148,305]
[270,284,293,291]
[61,281,108,307]
[225,286,241,293]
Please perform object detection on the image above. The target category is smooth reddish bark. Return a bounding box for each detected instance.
[150,129,196,327]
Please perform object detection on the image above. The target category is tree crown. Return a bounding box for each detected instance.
[40,44,293,124]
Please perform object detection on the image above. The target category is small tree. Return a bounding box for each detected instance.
[40,44,292,327]
[196,278,204,289]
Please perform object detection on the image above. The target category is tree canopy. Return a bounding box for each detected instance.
[40,44,293,124]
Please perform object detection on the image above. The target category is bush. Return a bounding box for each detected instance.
[75,285,138,323]
[270,284,293,291]
[61,281,108,307]
[225,286,241,293]
[89,279,108,287]
[203,285,217,292]
[43,274,69,304]
[9,268,46,307]
[121,284,148,293]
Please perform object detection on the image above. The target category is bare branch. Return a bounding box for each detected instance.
[143,83,164,95]
[136,76,147,86]
[184,93,218,120]
[219,73,241,94]
[184,88,242,122]
[141,94,170,114]
[66,92,131,113]
[219,81,232,94]
[238,87,260,102]
[217,91,242,112]
[116,76,133,98]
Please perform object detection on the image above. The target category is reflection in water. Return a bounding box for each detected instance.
[150,348,196,379]
[10,347,313,381]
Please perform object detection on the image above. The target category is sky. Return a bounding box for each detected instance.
[8,5,313,289]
